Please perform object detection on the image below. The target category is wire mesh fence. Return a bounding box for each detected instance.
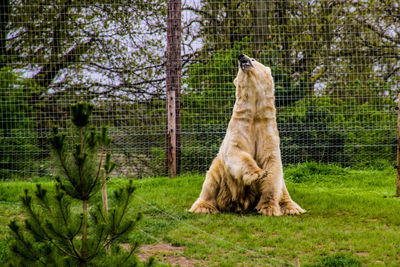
[1,0,399,178]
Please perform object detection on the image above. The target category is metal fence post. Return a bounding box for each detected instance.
[166,0,181,178]
[397,93,400,197]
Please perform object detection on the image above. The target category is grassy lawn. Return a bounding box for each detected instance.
[1,163,400,266]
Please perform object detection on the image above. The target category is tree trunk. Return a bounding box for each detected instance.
[81,199,88,267]
[102,182,109,214]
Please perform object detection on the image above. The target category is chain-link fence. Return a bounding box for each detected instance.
[1,0,399,178]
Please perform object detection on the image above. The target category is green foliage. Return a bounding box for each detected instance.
[180,124,226,173]
[342,82,396,167]
[278,96,348,164]
[285,162,348,183]
[309,253,362,267]
[184,38,253,124]
[0,67,42,179]
[256,45,312,108]
[279,88,396,166]
[8,102,149,266]
[198,1,253,52]
[70,102,94,128]
[0,239,8,264]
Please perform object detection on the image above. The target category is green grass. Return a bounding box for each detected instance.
[1,163,400,266]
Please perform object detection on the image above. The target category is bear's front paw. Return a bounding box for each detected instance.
[243,169,268,185]
[256,203,282,216]
[189,200,218,214]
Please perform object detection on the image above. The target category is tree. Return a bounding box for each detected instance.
[6,0,200,101]
[3,1,201,176]
[8,102,152,266]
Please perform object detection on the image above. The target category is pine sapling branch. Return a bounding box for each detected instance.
[116,181,135,230]
[45,233,79,260]
[55,187,68,227]
[9,220,46,265]
[55,150,75,188]
[88,226,107,259]
[22,190,50,242]
[119,242,139,266]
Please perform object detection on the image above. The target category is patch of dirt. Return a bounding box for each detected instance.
[252,230,264,235]
[137,243,202,267]
[356,251,369,257]
[120,243,131,250]
[260,246,276,252]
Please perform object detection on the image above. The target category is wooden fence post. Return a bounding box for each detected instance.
[166,0,181,178]
[397,93,400,197]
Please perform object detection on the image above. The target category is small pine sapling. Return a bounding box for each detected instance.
[8,102,152,266]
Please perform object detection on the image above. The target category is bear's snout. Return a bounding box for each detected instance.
[238,54,253,70]
[238,54,246,61]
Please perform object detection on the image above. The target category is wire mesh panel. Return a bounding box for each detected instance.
[0,1,399,178]
[1,1,169,178]
[181,0,399,172]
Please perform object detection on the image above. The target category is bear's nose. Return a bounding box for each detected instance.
[238,54,253,70]
[238,54,251,64]
[238,54,245,61]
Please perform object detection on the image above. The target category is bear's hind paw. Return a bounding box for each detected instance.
[281,201,306,215]
[257,204,282,216]
[189,200,218,214]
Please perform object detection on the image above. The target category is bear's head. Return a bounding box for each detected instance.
[233,54,274,99]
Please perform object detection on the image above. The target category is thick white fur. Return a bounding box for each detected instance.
[189,56,305,216]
